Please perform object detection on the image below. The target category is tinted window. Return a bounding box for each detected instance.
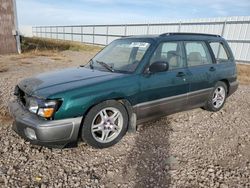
[210,42,229,63]
[150,42,184,70]
[185,42,213,67]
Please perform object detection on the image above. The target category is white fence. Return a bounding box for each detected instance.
[32,16,250,63]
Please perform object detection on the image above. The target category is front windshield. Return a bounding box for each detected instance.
[88,39,151,73]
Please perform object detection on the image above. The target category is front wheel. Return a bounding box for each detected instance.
[81,100,128,148]
[204,81,227,112]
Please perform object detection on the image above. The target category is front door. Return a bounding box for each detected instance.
[135,41,189,122]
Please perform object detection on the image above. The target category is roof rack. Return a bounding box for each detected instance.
[159,32,221,37]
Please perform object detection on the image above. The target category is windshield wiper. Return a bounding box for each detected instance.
[96,60,114,72]
[89,59,94,69]
[80,59,94,69]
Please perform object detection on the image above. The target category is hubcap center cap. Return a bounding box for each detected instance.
[104,121,113,129]
[217,94,223,100]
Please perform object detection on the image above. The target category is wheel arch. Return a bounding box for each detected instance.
[219,79,230,94]
[78,97,136,139]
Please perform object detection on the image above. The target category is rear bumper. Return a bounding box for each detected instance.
[228,80,239,97]
[9,100,82,148]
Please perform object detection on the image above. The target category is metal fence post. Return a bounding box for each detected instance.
[50,26,52,39]
[81,26,83,43]
[178,21,182,32]
[93,25,95,44]
[32,27,34,37]
[221,20,227,37]
[71,26,73,41]
[106,26,109,45]
[56,27,58,40]
[218,20,227,58]
[124,24,127,36]
[147,23,150,35]
[63,27,65,40]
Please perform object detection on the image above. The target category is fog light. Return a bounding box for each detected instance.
[24,128,37,140]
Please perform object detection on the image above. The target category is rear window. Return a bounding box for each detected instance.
[209,42,230,63]
[185,41,213,67]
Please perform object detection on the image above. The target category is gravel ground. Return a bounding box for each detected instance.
[0,51,249,188]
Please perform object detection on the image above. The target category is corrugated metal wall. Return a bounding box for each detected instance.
[33,16,250,63]
[0,0,18,54]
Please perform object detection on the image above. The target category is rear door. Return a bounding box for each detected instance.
[208,41,237,83]
[184,41,216,108]
[136,41,189,122]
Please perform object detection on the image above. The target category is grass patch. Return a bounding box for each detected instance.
[237,64,250,85]
[9,49,68,62]
[21,37,102,53]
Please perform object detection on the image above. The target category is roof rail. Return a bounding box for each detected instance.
[159,32,221,37]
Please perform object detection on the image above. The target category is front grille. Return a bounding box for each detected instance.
[14,86,26,106]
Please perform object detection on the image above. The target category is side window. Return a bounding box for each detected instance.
[209,42,229,63]
[185,41,213,67]
[150,42,184,70]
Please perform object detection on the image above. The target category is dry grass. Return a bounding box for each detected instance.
[21,37,102,53]
[237,64,250,85]
[10,50,64,60]
[12,37,102,62]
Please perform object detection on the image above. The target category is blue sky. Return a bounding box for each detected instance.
[16,0,250,26]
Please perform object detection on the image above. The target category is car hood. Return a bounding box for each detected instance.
[18,67,124,97]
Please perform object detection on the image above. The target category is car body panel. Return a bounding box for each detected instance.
[186,64,216,107]
[135,68,189,122]
[50,74,140,119]
[18,67,125,97]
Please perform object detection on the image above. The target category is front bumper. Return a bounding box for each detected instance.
[9,100,82,148]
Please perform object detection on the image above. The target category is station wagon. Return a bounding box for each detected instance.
[9,33,238,148]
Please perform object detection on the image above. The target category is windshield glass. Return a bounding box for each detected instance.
[88,39,151,73]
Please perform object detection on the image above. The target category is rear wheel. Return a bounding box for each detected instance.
[81,100,128,148]
[204,81,227,112]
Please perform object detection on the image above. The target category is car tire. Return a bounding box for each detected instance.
[81,100,128,148]
[204,81,228,112]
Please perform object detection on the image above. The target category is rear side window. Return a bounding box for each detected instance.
[185,41,213,67]
[209,42,230,63]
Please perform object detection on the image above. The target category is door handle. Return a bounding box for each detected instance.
[176,72,185,77]
[209,67,216,72]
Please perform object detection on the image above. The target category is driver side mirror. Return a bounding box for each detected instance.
[148,61,169,73]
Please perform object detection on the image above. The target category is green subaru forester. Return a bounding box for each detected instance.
[9,33,238,148]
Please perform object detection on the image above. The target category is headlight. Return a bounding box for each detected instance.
[28,98,39,114]
[27,97,61,118]
[37,100,58,118]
